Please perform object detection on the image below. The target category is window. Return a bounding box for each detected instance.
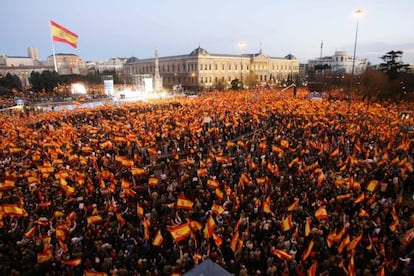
[229,64,231,70]
[222,64,225,70]
[209,64,211,70]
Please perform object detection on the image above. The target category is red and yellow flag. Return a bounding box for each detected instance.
[87,215,103,226]
[137,203,144,218]
[212,232,223,247]
[197,168,208,177]
[263,196,271,214]
[301,239,314,261]
[60,258,81,266]
[24,225,37,239]
[176,196,194,210]
[305,217,311,237]
[148,177,159,186]
[85,271,108,276]
[281,213,293,232]
[347,232,363,251]
[366,180,379,192]
[169,223,191,243]
[338,234,350,254]
[207,178,219,189]
[287,198,299,211]
[308,260,317,276]
[50,20,78,48]
[152,229,163,246]
[0,204,27,217]
[315,206,328,220]
[271,249,292,260]
[230,231,239,252]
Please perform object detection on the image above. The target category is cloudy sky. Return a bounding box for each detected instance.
[1,0,413,64]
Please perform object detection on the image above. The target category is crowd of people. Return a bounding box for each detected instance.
[0,90,414,275]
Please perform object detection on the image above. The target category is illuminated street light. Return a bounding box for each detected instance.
[238,42,246,89]
[350,9,364,105]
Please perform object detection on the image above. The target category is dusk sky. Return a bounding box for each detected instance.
[1,0,413,64]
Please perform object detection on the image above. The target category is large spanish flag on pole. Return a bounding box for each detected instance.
[50,20,78,48]
[49,20,78,72]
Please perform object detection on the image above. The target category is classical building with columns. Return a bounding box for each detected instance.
[124,47,299,90]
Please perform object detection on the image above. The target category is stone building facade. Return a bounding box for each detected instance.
[124,47,299,90]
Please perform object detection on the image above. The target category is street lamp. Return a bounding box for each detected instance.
[350,9,364,104]
[238,42,245,89]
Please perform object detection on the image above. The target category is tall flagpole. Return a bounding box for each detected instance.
[49,20,58,72]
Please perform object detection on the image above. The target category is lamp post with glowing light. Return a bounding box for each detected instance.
[238,42,245,89]
[349,9,364,104]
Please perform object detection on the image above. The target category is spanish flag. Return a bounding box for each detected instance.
[271,249,292,260]
[287,198,299,212]
[0,204,27,217]
[314,206,328,220]
[301,239,314,261]
[197,168,208,177]
[87,215,103,226]
[131,167,146,176]
[137,203,144,218]
[169,223,191,243]
[148,177,159,186]
[85,271,108,276]
[37,248,52,263]
[116,213,126,227]
[211,203,225,216]
[281,214,293,232]
[212,232,223,247]
[60,258,81,266]
[366,180,379,192]
[347,232,362,251]
[176,196,194,210]
[263,196,271,214]
[50,20,78,48]
[187,219,203,232]
[152,229,163,246]
[24,225,37,239]
[354,192,365,204]
[305,217,311,237]
[207,178,219,189]
[337,234,350,254]
[347,254,356,276]
[280,139,289,148]
[230,231,239,252]
[308,260,317,276]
